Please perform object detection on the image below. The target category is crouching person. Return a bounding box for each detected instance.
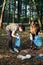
[30,21,42,50]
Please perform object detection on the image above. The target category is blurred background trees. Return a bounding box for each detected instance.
[0,0,43,29]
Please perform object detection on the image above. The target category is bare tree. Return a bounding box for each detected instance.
[0,0,6,28]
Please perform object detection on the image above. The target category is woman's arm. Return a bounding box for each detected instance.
[11,31,17,38]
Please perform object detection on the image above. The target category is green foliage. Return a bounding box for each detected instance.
[0,0,43,23]
[0,0,4,5]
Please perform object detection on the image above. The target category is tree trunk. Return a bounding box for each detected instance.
[32,0,42,28]
[18,0,21,23]
[0,0,6,28]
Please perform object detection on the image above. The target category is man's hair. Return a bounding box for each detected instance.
[19,25,25,31]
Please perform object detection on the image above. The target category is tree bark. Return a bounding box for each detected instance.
[0,0,6,28]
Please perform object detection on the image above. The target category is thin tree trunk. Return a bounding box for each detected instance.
[32,0,42,28]
[0,0,6,28]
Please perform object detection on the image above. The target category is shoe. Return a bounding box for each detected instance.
[14,48,19,53]
[9,49,14,53]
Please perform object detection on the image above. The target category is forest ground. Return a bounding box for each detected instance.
[0,29,43,65]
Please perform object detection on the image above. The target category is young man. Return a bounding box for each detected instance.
[6,23,25,53]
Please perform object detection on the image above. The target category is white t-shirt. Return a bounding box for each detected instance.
[30,33,33,41]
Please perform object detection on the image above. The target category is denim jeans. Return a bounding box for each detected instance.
[8,37,13,49]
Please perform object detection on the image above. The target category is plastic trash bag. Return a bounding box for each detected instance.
[34,54,43,59]
[33,35,42,47]
[14,33,21,48]
[17,54,31,60]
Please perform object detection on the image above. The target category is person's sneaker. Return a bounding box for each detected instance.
[14,48,19,53]
[9,49,14,53]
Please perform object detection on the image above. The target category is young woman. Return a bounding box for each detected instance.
[6,23,25,53]
[30,21,42,50]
